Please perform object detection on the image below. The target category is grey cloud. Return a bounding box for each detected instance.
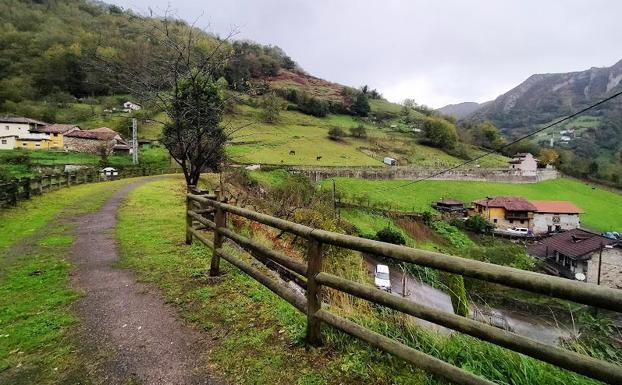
[113,0,622,107]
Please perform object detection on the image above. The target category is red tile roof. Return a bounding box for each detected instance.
[65,127,119,140]
[530,200,583,214]
[528,229,617,260]
[35,124,80,134]
[473,196,537,211]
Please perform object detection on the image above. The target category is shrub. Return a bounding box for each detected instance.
[349,124,367,138]
[422,116,458,150]
[375,227,406,245]
[328,127,345,140]
[463,215,494,234]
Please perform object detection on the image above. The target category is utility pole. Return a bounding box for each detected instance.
[132,118,138,165]
[597,243,603,286]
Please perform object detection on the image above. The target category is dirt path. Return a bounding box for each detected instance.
[70,178,222,385]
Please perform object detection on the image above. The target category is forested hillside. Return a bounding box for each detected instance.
[464,60,622,183]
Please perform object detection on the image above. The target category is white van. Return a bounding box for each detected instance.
[374,264,391,292]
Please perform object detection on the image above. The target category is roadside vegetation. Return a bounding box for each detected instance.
[115,176,613,385]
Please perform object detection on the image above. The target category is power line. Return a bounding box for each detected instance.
[381,89,622,192]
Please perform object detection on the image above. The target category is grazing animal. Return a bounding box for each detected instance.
[316,156,322,161]
[289,150,296,155]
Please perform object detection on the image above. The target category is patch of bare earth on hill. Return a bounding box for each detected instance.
[68,178,225,385]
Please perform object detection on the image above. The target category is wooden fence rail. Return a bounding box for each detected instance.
[186,192,622,385]
[0,167,180,208]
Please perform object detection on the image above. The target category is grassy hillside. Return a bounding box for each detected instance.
[321,177,622,231]
[228,104,509,167]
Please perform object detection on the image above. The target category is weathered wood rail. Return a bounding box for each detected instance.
[186,192,622,385]
[0,167,179,208]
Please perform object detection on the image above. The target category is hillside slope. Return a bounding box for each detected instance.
[470,59,622,130]
[437,102,483,118]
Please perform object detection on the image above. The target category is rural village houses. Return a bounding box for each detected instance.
[528,229,622,289]
[471,196,583,235]
[0,116,130,155]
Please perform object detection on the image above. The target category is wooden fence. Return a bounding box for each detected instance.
[186,191,622,385]
[0,167,179,208]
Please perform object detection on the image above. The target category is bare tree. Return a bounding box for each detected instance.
[94,12,248,186]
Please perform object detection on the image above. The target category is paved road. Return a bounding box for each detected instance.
[70,178,223,385]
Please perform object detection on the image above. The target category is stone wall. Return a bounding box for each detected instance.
[586,247,622,289]
[286,166,559,184]
[64,137,114,154]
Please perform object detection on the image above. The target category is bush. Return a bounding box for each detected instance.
[463,215,494,234]
[375,227,406,245]
[422,116,458,150]
[349,124,367,138]
[328,127,345,140]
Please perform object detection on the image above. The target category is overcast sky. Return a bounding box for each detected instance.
[110,0,622,108]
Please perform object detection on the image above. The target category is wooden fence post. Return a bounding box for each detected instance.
[306,239,324,346]
[185,186,195,246]
[23,178,31,200]
[9,180,18,206]
[66,172,71,187]
[210,189,226,276]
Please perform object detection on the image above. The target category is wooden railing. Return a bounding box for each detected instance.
[0,166,180,208]
[186,191,622,385]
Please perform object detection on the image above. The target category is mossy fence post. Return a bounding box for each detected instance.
[306,239,324,345]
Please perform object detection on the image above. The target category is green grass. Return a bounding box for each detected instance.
[226,104,508,168]
[0,177,144,384]
[325,177,622,232]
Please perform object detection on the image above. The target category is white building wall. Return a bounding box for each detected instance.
[1,122,30,138]
[532,213,581,234]
[586,247,622,289]
[0,136,16,149]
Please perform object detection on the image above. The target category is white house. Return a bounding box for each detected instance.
[508,153,538,176]
[0,116,47,140]
[0,135,17,150]
[530,200,583,234]
[123,101,142,112]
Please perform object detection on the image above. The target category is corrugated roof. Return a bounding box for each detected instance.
[473,196,537,211]
[527,229,617,260]
[0,116,48,125]
[530,200,583,214]
[436,198,464,205]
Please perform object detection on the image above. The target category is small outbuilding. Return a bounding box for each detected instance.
[383,157,397,166]
[433,198,465,212]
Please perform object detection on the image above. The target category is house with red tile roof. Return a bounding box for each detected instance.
[530,200,583,235]
[472,196,536,230]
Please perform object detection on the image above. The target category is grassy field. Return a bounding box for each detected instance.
[0,146,171,178]
[0,178,146,384]
[227,104,508,168]
[323,177,622,232]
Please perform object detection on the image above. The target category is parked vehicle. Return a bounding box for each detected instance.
[507,227,529,235]
[374,264,391,292]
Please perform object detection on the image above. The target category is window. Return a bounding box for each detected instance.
[22,142,27,146]
[1,140,6,144]
[520,220,525,224]
[493,218,498,223]
[5,126,8,130]
[509,220,514,224]
[35,143,40,147]
[53,133,58,137]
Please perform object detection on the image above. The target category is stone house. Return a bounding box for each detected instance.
[508,153,538,176]
[472,196,536,230]
[33,124,80,150]
[433,198,465,213]
[64,127,130,155]
[528,229,622,289]
[530,200,583,235]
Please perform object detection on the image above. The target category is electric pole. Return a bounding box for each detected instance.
[132,118,138,165]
